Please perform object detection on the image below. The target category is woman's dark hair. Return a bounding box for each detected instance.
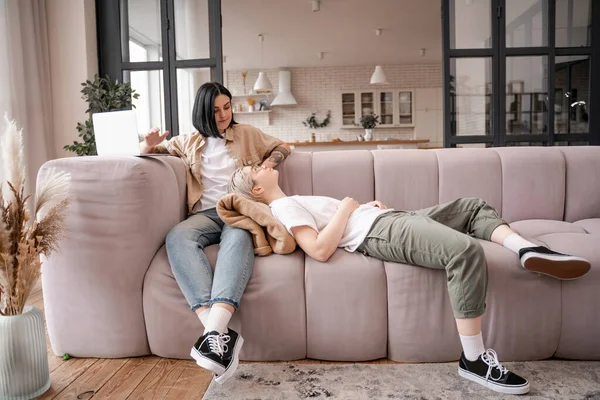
[192,82,237,138]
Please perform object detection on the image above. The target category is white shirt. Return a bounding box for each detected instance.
[196,137,236,212]
[269,195,393,252]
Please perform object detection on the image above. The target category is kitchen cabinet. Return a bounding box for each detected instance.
[341,89,415,128]
[341,92,357,126]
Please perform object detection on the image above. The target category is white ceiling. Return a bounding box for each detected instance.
[222,0,443,70]
[127,0,591,71]
[128,0,444,70]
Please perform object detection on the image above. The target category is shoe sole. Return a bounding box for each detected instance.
[522,253,591,280]
[458,367,530,395]
[190,347,226,375]
[214,336,244,385]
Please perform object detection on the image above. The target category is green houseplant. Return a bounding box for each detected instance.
[358,113,380,141]
[64,74,139,156]
[302,110,331,142]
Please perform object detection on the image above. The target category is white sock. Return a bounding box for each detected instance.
[204,307,232,334]
[460,333,486,361]
[197,308,210,328]
[503,233,538,255]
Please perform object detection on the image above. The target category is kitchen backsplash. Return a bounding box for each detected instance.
[224,63,442,143]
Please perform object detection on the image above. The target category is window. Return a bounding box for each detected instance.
[443,0,599,147]
[97,0,221,137]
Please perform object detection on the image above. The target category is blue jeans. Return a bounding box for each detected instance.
[165,208,255,311]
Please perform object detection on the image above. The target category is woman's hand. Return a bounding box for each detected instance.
[367,200,388,209]
[143,128,169,147]
[140,128,169,154]
[338,197,360,215]
[261,160,278,169]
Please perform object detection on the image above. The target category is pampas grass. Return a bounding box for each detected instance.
[0,114,71,316]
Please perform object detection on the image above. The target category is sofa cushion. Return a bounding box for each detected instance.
[143,245,307,361]
[436,148,503,215]
[372,149,439,211]
[508,219,587,240]
[385,259,460,363]
[385,240,561,362]
[40,157,182,358]
[534,233,600,360]
[278,151,313,196]
[478,240,562,361]
[312,150,374,203]
[305,250,387,361]
[560,147,600,222]
[574,218,600,235]
[496,148,566,223]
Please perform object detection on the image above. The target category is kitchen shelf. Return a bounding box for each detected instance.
[234,109,272,125]
[235,110,272,114]
[232,93,271,100]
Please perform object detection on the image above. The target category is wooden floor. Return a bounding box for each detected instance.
[29,279,216,400]
[30,280,395,399]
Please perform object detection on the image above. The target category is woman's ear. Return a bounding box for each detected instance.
[252,185,264,196]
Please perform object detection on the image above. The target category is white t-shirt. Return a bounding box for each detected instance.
[196,137,236,212]
[269,195,393,252]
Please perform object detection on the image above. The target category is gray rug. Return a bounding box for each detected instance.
[202,361,600,400]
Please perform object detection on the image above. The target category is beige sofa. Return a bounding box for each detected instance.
[39,147,600,363]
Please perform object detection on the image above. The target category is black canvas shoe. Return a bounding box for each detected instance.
[519,246,591,280]
[190,331,229,375]
[458,350,530,395]
[213,328,244,384]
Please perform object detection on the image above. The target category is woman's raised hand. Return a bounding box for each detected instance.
[143,127,169,147]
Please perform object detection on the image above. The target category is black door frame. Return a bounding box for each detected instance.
[442,0,599,147]
[96,0,223,137]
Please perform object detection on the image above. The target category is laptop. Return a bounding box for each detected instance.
[92,110,169,157]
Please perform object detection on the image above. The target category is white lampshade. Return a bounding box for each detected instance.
[370,65,388,84]
[253,72,273,93]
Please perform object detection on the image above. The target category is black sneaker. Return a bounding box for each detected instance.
[213,328,244,384]
[458,350,530,395]
[190,331,229,375]
[519,246,591,280]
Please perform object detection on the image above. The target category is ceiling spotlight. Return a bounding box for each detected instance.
[376,28,382,36]
[420,48,426,56]
[312,0,320,12]
[318,52,324,60]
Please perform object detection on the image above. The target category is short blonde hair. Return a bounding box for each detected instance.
[227,167,259,200]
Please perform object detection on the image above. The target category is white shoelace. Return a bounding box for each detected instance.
[205,333,231,357]
[481,349,508,382]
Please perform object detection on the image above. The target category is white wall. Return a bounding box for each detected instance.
[225,63,442,145]
[47,0,98,158]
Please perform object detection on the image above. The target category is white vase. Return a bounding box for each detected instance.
[0,305,50,399]
[364,129,373,141]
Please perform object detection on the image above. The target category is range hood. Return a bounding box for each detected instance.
[270,70,297,106]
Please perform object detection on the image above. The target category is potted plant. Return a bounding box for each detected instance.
[64,74,139,156]
[358,113,380,141]
[302,110,331,142]
[1,115,71,399]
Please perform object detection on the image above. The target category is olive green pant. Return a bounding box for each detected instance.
[356,197,507,319]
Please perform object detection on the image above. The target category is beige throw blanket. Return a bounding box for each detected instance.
[217,193,296,256]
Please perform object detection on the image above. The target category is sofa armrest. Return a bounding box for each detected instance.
[39,156,186,358]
